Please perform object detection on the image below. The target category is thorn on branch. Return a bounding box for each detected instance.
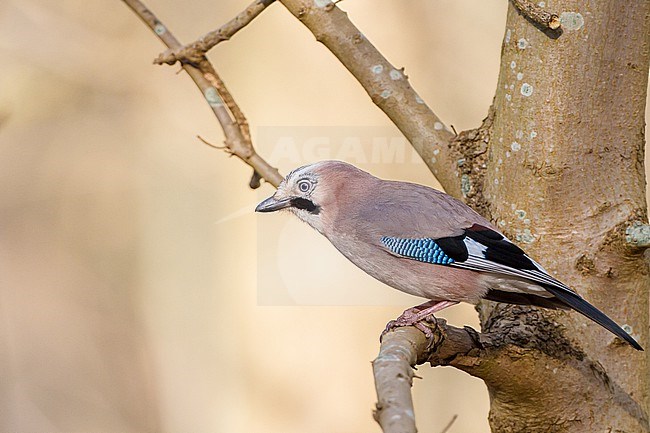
[510,0,561,31]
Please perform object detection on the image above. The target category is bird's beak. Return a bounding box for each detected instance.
[255,195,292,213]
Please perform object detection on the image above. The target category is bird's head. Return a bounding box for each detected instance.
[255,160,372,234]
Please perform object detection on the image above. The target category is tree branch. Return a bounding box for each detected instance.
[373,328,428,433]
[155,0,276,66]
[278,0,461,197]
[375,311,649,433]
[373,320,480,433]
[122,0,283,187]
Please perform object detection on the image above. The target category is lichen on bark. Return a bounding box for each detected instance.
[448,104,495,218]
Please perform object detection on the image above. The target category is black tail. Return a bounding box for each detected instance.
[543,285,643,351]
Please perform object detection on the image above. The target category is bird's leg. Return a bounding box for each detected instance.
[382,300,459,343]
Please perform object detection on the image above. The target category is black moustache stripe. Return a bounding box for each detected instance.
[291,198,320,214]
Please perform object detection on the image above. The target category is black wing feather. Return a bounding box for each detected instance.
[384,224,643,350]
[434,235,468,262]
[434,224,536,271]
[464,224,537,270]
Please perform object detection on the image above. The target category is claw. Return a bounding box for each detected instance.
[380,300,459,347]
[381,314,438,347]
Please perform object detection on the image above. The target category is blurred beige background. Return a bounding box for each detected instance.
[1,1,645,432]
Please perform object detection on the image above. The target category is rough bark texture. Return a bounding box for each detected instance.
[457,2,650,431]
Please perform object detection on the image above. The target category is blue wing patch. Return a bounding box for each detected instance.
[381,236,455,265]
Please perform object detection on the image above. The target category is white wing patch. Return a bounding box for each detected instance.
[464,237,487,257]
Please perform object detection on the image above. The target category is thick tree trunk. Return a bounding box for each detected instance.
[457,1,650,431]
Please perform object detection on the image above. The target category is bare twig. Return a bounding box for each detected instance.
[279,0,462,197]
[373,327,431,433]
[510,0,561,30]
[122,0,283,188]
[155,0,276,66]
[197,135,228,151]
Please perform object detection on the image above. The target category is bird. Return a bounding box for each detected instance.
[255,160,643,350]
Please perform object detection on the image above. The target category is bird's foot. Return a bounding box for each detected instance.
[381,300,459,347]
[382,314,439,341]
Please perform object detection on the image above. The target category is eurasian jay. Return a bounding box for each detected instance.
[255,160,643,350]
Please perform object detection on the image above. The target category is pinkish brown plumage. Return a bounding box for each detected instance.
[256,160,642,350]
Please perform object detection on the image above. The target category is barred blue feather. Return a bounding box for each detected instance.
[380,236,455,265]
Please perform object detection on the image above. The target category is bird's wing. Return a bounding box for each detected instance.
[380,223,569,291]
[380,224,644,350]
[364,185,576,293]
[357,181,495,240]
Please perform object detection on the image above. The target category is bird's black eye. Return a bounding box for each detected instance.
[297,179,312,193]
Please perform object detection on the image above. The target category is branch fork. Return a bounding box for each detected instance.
[123,0,282,188]
[155,0,277,66]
